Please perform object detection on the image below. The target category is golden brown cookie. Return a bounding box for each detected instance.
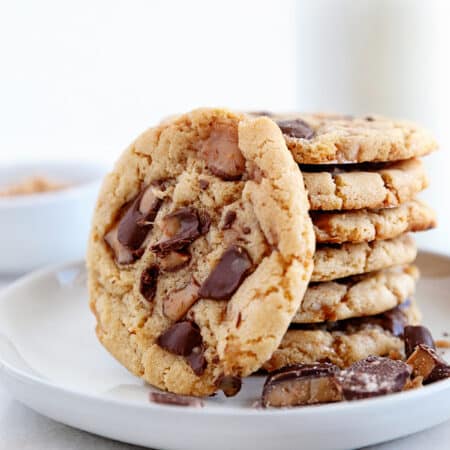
[311,199,436,244]
[295,265,418,323]
[87,108,315,397]
[264,298,421,371]
[303,159,428,210]
[312,234,416,282]
[250,112,437,164]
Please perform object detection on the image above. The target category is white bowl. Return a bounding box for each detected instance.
[0,160,107,274]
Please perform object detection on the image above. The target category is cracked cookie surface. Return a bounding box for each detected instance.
[312,233,416,282]
[303,158,428,210]
[264,298,421,371]
[311,199,436,244]
[87,108,315,396]
[294,265,418,323]
[250,112,437,164]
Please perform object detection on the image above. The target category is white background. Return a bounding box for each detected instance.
[0,0,449,251]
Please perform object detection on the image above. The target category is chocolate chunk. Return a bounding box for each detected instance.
[242,226,251,235]
[404,325,436,358]
[276,119,315,140]
[163,281,200,322]
[199,179,209,190]
[222,210,237,230]
[152,207,201,254]
[365,116,375,122]
[199,245,252,300]
[117,186,162,251]
[200,123,245,180]
[337,356,411,400]
[149,392,203,408]
[186,346,207,376]
[157,321,203,356]
[370,302,409,337]
[140,265,159,301]
[159,250,191,272]
[217,375,242,397]
[104,224,137,265]
[262,363,342,407]
[406,344,450,384]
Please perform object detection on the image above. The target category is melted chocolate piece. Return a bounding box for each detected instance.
[222,210,237,230]
[404,325,436,358]
[186,346,207,376]
[262,363,342,407]
[157,321,203,356]
[337,356,411,400]
[276,119,315,140]
[149,392,203,407]
[406,344,450,384]
[217,375,242,397]
[199,123,245,180]
[199,245,252,300]
[139,265,159,301]
[152,207,201,254]
[117,186,162,251]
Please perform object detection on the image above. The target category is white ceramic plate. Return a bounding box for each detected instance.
[0,253,449,450]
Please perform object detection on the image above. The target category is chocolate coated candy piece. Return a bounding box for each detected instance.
[262,363,342,408]
[117,186,162,250]
[199,245,252,300]
[186,346,207,376]
[338,356,411,400]
[157,321,203,357]
[152,207,202,254]
[276,119,315,140]
[104,224,137,265]
[140,265,159,301]
[217,375,242,398]
[200,123,245,180]
[406,344,450,384]
[163,281,200,322]
[404,325,436,358]
[149,392,203,408]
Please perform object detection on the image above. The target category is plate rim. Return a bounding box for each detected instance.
[1,255,450,418]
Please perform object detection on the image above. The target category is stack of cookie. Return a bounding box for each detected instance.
[88,108,437,398]
[254,113,437,372]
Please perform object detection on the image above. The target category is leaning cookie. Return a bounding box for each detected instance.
[312,199,436,244]
[312,234,416,282]
[249,112,437,164]
[87,108,315,397]
[263,299,421,371]
[295,265,418,323]
[302,158,428,211]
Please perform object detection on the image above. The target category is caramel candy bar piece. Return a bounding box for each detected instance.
[338,356,411,400]
[262,363,342,407]
[406,344,450,384]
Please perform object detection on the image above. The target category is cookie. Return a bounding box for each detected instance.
[303,158,428,210]
[312,233,416,282]
[263,299,421,371]
[312,199,436,244]
[87,108,315,397]
[250,112,437,164]
[295,265,418,323]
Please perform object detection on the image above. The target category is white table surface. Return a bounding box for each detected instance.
[1,276,449,450]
